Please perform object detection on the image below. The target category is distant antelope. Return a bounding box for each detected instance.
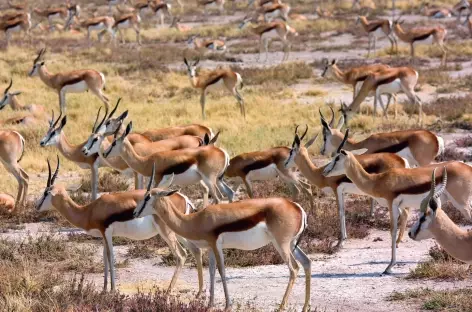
[0,13,31,47]
[8,0,27,11]
[170,16,191,32]
[187,35,226,53]
[184,58,245,119]
[33,4,80,31]
[28,49,109,113]
[248,0,280,8]
[314,6,333,18]
[420,2,453,18]
[151,2,172,26]
[108,0,129,14]
[0,130,28,208]
[357,16,396,57]
[67,16,115,43]
[239,16,298,62]
[0,79,46,114]
[112,12,141,44]
[198,0,225,15]
[257,2,290,22]
[464,13,472,36]
[454,0,471,22]
[392,19,448,65]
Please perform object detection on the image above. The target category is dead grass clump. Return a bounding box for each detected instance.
[126,237,168,259]
[442,202,472,225]
[80,171,130,193]
[407,245,471,280]
[418,68,451,87]
[423,95,472,121]
[438,136,472,162]
[233,62,312,86]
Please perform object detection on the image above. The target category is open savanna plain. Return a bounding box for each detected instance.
[2,0,472,311]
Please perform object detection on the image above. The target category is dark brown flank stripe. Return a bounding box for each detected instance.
[162,160,197,175]
[213,211,266,236]
[414,32,433,41]
[6,21,22,30]
[47,9,63,17]
[103,209,135,229]
[60,76,86,89]
[367,22,383,32]
[395,174,444,196]
[241,158,273,175]
[206,73,225,86]
[116,16,131,25]
[87,21,104,27]
[370,140,409,154]
[205,41,216,48]
[265,6,281,13]
[355,75,369,82]
[335,160,390,185]
[153,4,167,11]
[376,74,398,86]
[262,24,279,34]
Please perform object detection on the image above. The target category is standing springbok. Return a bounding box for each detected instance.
[257,2,290,22]
[322,134,472,274]
[463,13,472,36]
[36,157,204,294]
[319,109,444,167]
[134,170,311,312]
[239,16,298,62]
[357,16,396,57]
[0,129,27,208]
[0,79,46,114]
[103,122,234,206]
[28,49,109,113]
[184,58,245,119]
[33,4,80,31]
[225,143,312,202]
[454,0,471,22]
[151,2,172,26]
[409,167,472,264]
[0,12,31,47]
[285,126,409,246]
[111,12,141,44]
[68,16,115,44]
[392,19,448,65]
[339,66,421,124]
[198,0,225,15]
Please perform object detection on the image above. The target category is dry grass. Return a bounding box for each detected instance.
[388,288,472,312]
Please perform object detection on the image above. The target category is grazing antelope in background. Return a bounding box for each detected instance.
[7,0,27,11]
[187,35,226,53]
[320,60,397,116]
[198,0,225,15]
[134,171,311,312]
[319,109,444,167]
[151,2,172,26]
[463,13,472,36]
[392,19,448,65]
[257,2,290,22]
[0,12,31,47]
[0,9,28,22]
[67,16,115,43]
[357,16,396,57]
[170,16,192,32]
[340,66,421,123]
[454,0,471,22]
[28,49,109,113]
[103,122,234,207]
[409,168,472,264]
[314,6,333,18]
[239,16,298,62]
[420,2,453,18]
[184,58,245,119]
[36,158,204,294]
[225,143,312,201]
[248,0,280,8]
[0,79,46,115]
[33,3,80,31]
[285,126,409,246]
[322,132,472,274]
[112,12,141,44]
[0,129,27,208]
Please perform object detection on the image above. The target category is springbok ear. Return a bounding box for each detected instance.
[336,115,345,130]
[203,133,210,145]
[209,131,220,145]
[194,58,200,66]
[118,110,128,121]
[331,59,337,65]
[124,121,132,137]
[305,133,319,148]
[11,91,22,96]
[60,116,67,129]
[183,58,189,66]
[351,148,368,155]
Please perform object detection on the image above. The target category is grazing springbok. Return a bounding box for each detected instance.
[225,143,312,202]
[112,12,141,44]
[33,3,80,31]
[103,122,234,207]
[36,157,204,294]
[357,16,396,57]
[28,49,109,113]
[319,109,444,167]
[0,79,46,114]
[0,129,27,208]
[0,12,31,47]
[134,170,311,312]
[322,132,472,274]
[67,16,115,43]
[409,167,472,264]
[184,58,245,119]
[285,126,409,246]
[339,66,421,123]
[392,19,448,65]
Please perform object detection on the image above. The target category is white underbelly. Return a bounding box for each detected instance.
[48,13,62,21]
[218,222,271,250]
[89,23,106,31]
[395,147,418,167]
[339,182,365,196]
[394,192,430,210]
[117,20,130,28]
[110,216,160,240]
[7,25,22,33]
[372,27,386,37]
[377,79,402,94]
[206,78,225,92]
[261,29,279,40]
[62,81,88,93]
[265,11,280,19]
[159,165,201,186]
[415,35,434,45]
[247,164,278,181]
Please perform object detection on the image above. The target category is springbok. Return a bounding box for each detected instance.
[111,12,141,44]
[134,170,311,312]
[0,79,46,114]
[184,58,245,119]
[356,16,396,57]
[187,35,226,53]
[0,12,31,47]
[28,49,109,113]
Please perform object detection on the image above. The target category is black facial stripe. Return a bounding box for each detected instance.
[414,215,426,237]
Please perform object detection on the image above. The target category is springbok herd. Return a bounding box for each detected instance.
[1,0,472,311]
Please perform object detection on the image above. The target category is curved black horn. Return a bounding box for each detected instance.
[336,128,349,153]
[300,124,308,141]
[5,79,13,94]
[329,106,335,128]
[319,108,327,123]
[147,163,155,191]
[96,105,108,133]
[434,167,447,199]
[420,168,437,212]
[51,155,60,185]
[34,48,45,64]
[294,124,300,135]
[92,107,102,133]
[46,158,52,187]
[108,98,121,119]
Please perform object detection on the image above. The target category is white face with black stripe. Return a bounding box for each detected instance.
[322,151,347,177]
[409,198,439,241]
[133,191,156,218]
[40,126,61,147]
[36,187,54,212]
[82,133,102,156]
